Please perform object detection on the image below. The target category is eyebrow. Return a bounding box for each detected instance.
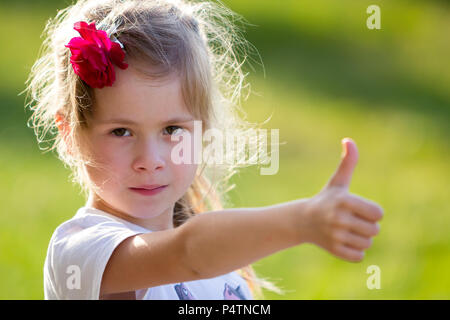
[99,116,195,125]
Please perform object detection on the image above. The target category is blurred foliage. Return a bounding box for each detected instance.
[0,0,448,299]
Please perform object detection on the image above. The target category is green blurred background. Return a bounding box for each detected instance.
[1,0,449,299]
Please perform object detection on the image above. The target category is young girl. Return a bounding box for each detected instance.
[25,0,384,300]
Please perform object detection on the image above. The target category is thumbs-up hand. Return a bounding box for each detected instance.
[302,138,384,262]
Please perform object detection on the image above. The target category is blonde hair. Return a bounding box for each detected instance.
[24,0,284,299]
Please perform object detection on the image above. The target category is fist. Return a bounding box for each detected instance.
[304,138,384,262]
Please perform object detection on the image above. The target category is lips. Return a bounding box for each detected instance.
[132,184,167,190]
[129,184,168,196]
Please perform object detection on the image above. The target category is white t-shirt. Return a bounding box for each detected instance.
[44,206,253,300]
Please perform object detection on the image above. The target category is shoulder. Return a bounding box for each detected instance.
[49,207,147,246]
[54,206,133,232]
[44,206,147,299]
[46,206,150,259]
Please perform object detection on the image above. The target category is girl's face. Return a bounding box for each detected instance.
[83,65,198,231]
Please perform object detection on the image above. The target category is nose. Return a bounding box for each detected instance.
[132,137,166,173]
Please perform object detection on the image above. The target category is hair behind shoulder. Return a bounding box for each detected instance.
[23,0,285,299]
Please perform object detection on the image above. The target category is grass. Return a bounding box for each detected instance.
[0,0,448,299]
[230,77,450,299]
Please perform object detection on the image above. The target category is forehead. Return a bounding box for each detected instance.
[91,65,191,123]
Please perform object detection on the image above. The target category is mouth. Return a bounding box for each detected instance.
[129,185,168,196]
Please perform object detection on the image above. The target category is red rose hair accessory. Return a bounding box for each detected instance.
[65,21,128,88]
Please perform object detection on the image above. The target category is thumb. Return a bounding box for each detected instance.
[325,137,359,189]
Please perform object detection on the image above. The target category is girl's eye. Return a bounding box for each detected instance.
[164,125,184,136]
[111,128,131,137]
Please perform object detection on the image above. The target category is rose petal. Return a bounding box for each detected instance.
[109,42,128,69]
[74,21,96,42]
[67,20,128,88]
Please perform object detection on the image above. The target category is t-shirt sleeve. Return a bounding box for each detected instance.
[44,215,144,300]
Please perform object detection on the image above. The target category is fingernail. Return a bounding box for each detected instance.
[341,139,347,158]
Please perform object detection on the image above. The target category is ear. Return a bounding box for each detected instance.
[55,112,73,155]
[55,111,70,134]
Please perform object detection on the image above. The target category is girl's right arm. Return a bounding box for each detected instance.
[100,198,310,297]
[100,138,384,296]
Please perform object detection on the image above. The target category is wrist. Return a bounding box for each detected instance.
[264,198,313,246]
[290,198,315,245]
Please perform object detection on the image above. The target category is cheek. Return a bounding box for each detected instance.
[90,136,129,167]
[85,141,130,186]
[171,163,198,188]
